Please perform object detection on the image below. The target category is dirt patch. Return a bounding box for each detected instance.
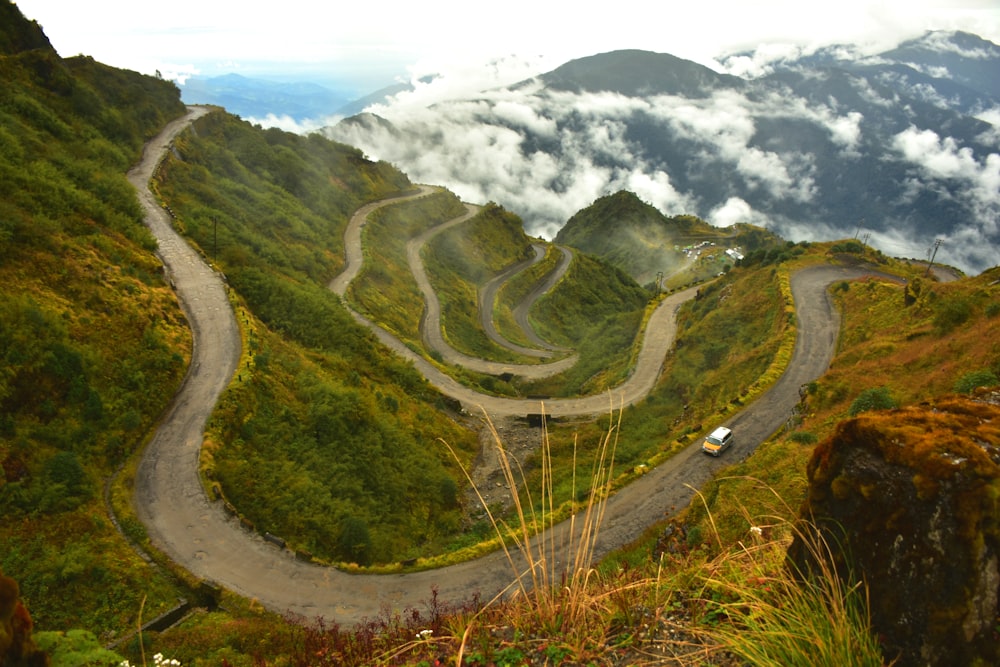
[463,415,545,517]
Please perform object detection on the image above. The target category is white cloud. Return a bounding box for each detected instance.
[918,29,999,59]
[826,111,865,154]
[492,100,558,137]
[246,113,336,134]
[893,126,999,184]
[716,43,809,78]
[892,126,1000,252]
[622,170,697,216]
[973,107,1000,146]
[709,197,769,227]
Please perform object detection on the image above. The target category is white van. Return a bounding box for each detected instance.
[702,426,734,456]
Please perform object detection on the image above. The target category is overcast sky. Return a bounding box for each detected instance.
[14,0,1000,95]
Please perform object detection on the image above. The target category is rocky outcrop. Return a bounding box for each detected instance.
[789,392,1000,667]
[0,568,47,667]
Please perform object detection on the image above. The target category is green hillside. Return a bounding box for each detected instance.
[554,190,792,288]
[425,202,544,363]
[0,1,201,636]
[555,191,686,284]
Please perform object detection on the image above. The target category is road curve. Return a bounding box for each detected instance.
[331,188,576,377]
[405,202,579,379]
[478,244,570,358]
[331,191,696,412]
[409,205,571,378]
[132,109,897,626]
[509,245,575,354]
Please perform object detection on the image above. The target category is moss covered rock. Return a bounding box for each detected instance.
[789,392,1000,667]
[0,568,48,666]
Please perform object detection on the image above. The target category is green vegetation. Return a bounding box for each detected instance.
[848,386,897,416]
[493,245,564,349]
[955,369,999,394]
[35,630,126,667]
[425,202,538,362]
[203,318,476,564]
[554,190,712,284]
[0,3,196,634]
[515,253,649,396]
[152,115,480,565]
[154,111,411,284]
[349,189,468,344]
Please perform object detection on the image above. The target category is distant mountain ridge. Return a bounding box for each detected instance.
[180,73,352,122]
[326,31,1000,274]
[179,74,422,124]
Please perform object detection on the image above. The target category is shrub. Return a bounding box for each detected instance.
[34,630,126,667]
[953,370,999,395]
[848,387,896,417]
[789,431,818,444]
[934,298,972,333]
[338,516,373,565]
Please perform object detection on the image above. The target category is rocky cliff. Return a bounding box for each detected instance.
[789,391,1000,666]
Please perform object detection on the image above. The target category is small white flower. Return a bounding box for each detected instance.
[750,526,763,536]
[416,629,433,639]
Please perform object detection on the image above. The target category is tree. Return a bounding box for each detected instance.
[338,516,372,565]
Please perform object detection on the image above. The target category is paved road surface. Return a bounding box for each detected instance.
[132,108,896,626]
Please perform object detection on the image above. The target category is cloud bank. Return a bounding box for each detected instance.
[325,36,1000,274]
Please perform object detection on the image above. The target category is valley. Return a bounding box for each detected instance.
[132,107,897,625]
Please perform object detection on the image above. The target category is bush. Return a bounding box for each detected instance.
[34,630,126,667]
[953,370,999,395]
[338,516,373,565]
[848,387,896,417]
[934,298,972,333]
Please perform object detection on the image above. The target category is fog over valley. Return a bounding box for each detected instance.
[322,34,1000,275]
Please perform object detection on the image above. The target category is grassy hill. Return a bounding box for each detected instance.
[553,190,782,287]
[150,112,485,566]
[3,2,999,664]
[0,1,200,635]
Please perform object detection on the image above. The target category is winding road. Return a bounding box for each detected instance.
[133,108,893,625]
[478,244,573,358]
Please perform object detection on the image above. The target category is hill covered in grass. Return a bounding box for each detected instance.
[0,0,199,635]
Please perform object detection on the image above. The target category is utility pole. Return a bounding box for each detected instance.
[854,218,865,240]
[925,239,942,277]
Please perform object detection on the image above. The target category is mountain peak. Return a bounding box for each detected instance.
[538,49,743,97]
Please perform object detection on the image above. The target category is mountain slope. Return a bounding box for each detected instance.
[0,0,195,634]
[555,190,720,283]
